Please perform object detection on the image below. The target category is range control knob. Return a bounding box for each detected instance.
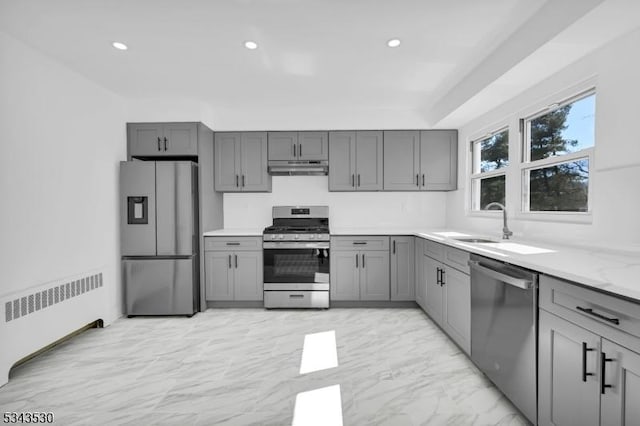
[279,235,285,240]
[309,234,316,239]
[317,234,324,240]
[294,234,300,240]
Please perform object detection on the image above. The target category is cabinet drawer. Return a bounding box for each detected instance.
[331,236,389,251]
[444,246,470,274]
[540,275,640,343]
[424,240,445,262]
[204,236,262,251]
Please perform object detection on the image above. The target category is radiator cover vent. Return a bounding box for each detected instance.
[4,273,103,322]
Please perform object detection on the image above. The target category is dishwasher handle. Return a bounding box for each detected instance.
[468,260,533,290]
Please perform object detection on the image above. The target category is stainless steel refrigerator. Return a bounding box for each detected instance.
[120,161,199,316]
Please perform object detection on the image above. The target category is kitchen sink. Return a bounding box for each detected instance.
[453,238,497,243]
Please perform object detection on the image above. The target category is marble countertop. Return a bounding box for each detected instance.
[335,227,640,303]
[204,226,640,302]
[203,228,263,237]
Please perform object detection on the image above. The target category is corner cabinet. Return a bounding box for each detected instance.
[538,275,640,426]
[214,132,271,192]
[329,131,383,191]
[330,236,390,301]
[204,237,263,301]
[127,122,198,157]
[390,236,414,301]
[383,130,457,191]
[420,239,470,354]
[268,131,328,161]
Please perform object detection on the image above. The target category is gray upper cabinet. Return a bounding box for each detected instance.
[329,131,383,191]
[128,123,198,157]
[383,131,421,191]
[299,132,328,160]
[214,132,271,192]
[420,130,457,190]
[390,236,415,301]
[383,130,457,191]
[268,132,297,160]
[268,131,328,161]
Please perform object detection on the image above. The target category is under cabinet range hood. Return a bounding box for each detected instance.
[268,160,328,176]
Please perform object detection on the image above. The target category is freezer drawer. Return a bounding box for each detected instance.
[123,257,197,316]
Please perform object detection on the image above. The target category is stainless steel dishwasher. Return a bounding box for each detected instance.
[468,254,539,425]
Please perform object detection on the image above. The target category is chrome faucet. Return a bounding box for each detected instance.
[484,202,513,240]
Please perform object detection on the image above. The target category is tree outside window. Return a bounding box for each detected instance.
[471,129,508,210]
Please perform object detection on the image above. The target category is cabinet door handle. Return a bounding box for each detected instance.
[416,174,419,186]
[436,268,441,285]
[358,174,361,187]
[600,352,614,394]
[353,242,367,245]
[299,143,302,157]
[422,174,425,186]
[582,342,595,382]
[242,175,245,187]
[157,137,162,151]
[163,137,168,151]
[392,240,396,254]
[228,254,232,269]
[293,144,296,157]
[362,254,365,268]
[576,306,620,325]
[355,253,358,268]
[235,254,238,268]
[352,174,355,187]
[441,268,445,285]
[236,175,239,187]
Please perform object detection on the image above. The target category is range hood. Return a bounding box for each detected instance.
[268,160,328,176]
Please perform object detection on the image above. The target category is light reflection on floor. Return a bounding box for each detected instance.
[299,330,338,375]
[292,384,343,426]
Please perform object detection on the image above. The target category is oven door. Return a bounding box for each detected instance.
[263,242,330,290]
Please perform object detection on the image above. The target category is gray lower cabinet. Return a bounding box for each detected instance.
[538,274,640,426]
[383,130,457,191]
[330,236,390,301]
[128,122,198,157]
[421,240,470,354]
[329,131,383,191]
[214,132,270,192]
[538,310,600,426]
[390,236,414,301]
[414,238,426,309]
[268,131,328,161]
[204,237,263,301]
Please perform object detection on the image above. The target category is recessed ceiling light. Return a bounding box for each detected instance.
[244,41,258,50]
[112,41,128,51]
[387,39,401,48]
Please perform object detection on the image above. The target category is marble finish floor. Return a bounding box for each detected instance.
[1,309,528,425]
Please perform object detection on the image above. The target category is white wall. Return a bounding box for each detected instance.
[223,176,447,229]
[446,28,640,249]
[0,31,126,322]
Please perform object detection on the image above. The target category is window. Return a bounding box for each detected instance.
[521,91,595,213]
[470,129,509,210]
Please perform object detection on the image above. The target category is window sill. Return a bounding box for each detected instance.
[514,211,593,224]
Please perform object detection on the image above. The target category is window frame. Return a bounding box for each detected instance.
[519,88,595,218]
[469,126,510,213]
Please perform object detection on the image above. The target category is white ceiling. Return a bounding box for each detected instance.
[1,0,638,128]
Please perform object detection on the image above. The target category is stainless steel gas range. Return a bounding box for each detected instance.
[263,206,330,308]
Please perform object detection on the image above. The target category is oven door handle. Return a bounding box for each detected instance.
[263,242,330,249]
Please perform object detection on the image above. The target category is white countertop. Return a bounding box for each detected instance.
[205,226,640,302]
[335,227,640,303]
[203,228,263,237]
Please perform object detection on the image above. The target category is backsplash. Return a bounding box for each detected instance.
[223,176,447,229]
